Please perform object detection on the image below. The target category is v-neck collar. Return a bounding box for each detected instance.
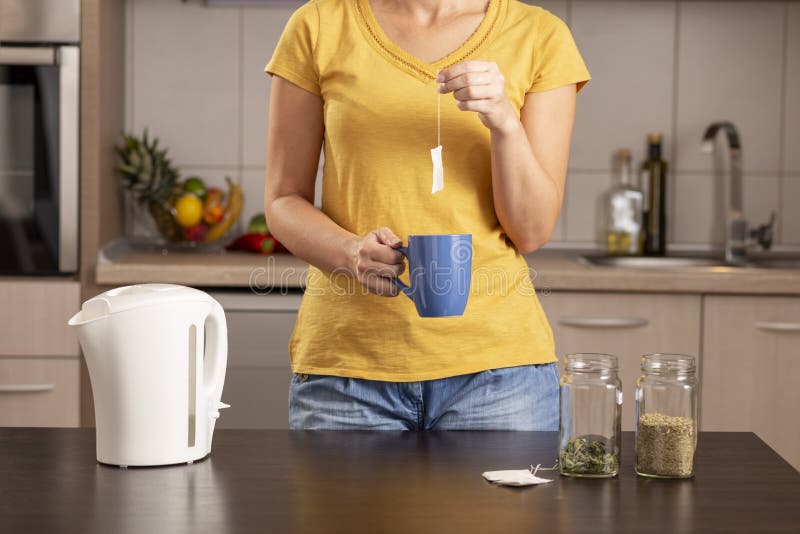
[354,0,505,82]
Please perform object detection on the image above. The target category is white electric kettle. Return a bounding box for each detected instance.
[68,284,229,467]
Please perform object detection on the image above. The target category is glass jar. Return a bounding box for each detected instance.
[559,353,622,478]
[635,353,698,478]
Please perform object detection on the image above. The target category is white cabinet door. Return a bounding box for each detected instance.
[211,292,301,429]
[221,310,296,429]
[702,296,800,470]
[539,292,702,430]
[0,359,80,427]
[0,281,80,357]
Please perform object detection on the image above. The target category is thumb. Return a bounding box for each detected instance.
[375,227,402,247]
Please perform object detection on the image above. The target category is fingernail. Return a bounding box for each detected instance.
[436,72,444,82]
[438,83,445,92]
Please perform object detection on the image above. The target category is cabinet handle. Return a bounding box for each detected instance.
[754,321,800,333]
[0,384,55,393]
[558,316,649,328]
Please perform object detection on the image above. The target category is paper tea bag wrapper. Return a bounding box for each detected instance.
[431,145,444,194]
[482,470,553,487]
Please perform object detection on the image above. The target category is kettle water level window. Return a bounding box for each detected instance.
[188,324,197,448]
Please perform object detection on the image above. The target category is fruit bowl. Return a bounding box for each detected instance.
[148,176,243,245]
[116,130,242,248]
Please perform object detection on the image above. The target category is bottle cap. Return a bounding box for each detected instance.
[648,132,662,144]
[617,148,632,161]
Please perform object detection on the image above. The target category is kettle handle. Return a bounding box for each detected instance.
[203,300,228,409]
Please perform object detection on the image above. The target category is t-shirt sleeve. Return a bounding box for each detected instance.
[264,1,321,95]
[528,11,591,94]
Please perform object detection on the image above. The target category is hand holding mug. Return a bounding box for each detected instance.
[352,227,405,297]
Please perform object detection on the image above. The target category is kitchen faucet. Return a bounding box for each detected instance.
[701,121,775,265]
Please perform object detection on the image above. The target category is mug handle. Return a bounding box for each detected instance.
[392,246,414,299]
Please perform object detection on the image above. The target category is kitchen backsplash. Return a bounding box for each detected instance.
[124,0,800,250]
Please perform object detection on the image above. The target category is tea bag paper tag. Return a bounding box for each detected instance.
[431,145,444,194]
[482,470,553,487]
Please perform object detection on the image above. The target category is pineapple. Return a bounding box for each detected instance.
[115,130,183,241]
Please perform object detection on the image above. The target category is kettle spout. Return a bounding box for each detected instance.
[68,298,112,327]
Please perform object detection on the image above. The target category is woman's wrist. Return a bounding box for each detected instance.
[341,234,362,276]
[490,114,524,140]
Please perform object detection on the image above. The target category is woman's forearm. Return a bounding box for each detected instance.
[437,63,572,254]
[266,194,359,275]
[490,120,561,253]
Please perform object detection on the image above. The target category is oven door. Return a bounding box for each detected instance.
[0,46,79,274]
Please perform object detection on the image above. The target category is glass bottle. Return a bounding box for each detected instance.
[559,353,622,478]
[635,353,698,478]
[606,149,645,256]
[642,133,668,255]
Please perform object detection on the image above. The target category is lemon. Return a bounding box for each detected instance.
[174,193,204,228]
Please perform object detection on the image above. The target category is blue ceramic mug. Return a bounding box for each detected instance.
[392,234,472,317]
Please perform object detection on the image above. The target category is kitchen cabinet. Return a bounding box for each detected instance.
[211,291,302,429]
[539,291,702,430]
[702,296,800,470]
[0,359,80,427]
[0,280,80,427]
[0,280,80,357]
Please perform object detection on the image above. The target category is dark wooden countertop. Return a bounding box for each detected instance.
[1,429,798,533]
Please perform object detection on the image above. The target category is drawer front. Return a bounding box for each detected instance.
[227,311,297,367]
[0,281,80,357]
[217,366,292,429]
[540,292,702,430]
[0,359,80,427]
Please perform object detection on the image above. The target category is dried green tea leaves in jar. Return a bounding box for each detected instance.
[560,437,619,476]
[636,412,695,478]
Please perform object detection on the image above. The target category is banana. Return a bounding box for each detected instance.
[205,177,243,243]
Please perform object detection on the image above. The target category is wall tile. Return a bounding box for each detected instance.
[742,175,780,237]
[675,2,784,173]
[671,173,725,245]
[570,1,676,171]
[241,169,266,226]
[242,161,322,226]
[671,172,779,247]
[549,198,566,243]
[564,172,612,243]
[784,5,800,173]
[780,176,800,245]
[130,0,239,167]
[523,0,568,21]
[242,8,296,167]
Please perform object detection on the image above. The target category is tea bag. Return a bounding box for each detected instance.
[431,89,444,194]
[482,464,557,487]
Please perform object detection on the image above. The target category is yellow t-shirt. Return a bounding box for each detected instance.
[266,0,590,382]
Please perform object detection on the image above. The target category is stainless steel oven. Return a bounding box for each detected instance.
[0,0,80,274]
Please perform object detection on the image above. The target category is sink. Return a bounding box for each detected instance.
[745,257,800,270]
[578,255,729,269]
[579,254,800,270]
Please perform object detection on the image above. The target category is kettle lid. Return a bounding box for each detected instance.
[78,284,214,321]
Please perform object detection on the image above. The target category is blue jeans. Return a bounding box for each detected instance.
[288,363,560,430]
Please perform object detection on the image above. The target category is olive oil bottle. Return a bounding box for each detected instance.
[642,133,668,255]
[606,149,644,256]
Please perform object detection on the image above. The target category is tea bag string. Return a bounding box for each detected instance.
[530,462,559,477]
[437,89,441,147]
